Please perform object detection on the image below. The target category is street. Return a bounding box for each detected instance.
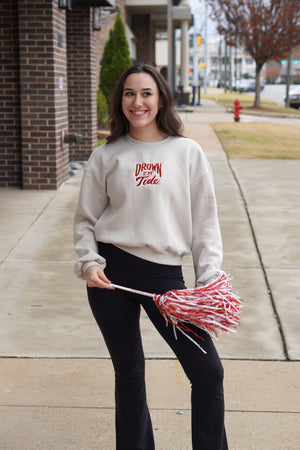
[251,83,298,106]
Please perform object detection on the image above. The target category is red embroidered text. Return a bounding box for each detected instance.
[135,163,162,187]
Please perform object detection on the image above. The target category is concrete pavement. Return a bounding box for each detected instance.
[0,100,299,449]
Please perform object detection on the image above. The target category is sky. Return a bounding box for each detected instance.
[188,0,219,40]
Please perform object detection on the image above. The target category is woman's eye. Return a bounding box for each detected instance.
[143,92,151,96]
[124,92,133,96]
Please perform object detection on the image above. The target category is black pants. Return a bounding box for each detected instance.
[87,243,228,450]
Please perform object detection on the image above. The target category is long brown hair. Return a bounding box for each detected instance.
[107,64,184,143]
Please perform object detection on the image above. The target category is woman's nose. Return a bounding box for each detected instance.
[133,94,143,106]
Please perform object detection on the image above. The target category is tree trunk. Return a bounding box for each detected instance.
[254,63,262,108]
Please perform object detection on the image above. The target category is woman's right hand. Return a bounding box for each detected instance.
[85,265,114,289]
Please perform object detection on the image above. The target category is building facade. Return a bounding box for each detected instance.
[0,0,191,189]
[1,0,116,189]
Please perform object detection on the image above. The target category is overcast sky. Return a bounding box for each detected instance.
[188,0,219,40]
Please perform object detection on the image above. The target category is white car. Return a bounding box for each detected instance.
[285,87,300,109]
[233,78,264,92]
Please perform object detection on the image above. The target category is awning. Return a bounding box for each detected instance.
[74,0,116,7]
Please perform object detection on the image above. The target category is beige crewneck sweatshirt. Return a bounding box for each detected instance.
[73,134,223,286]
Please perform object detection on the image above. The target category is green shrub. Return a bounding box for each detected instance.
[99,10,132,105]
[97,89,108,124]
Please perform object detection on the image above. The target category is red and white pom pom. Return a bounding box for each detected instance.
[112,272,242,353]
[153,271,242,345]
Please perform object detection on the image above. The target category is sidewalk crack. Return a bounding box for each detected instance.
[224,156,290,361]
[0,192,57,265]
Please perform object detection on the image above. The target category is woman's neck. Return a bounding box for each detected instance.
[129,126,164,142]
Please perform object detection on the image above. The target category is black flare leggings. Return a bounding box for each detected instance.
[87,242,228,450]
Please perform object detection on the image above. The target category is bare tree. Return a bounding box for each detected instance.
[207,0,300,107]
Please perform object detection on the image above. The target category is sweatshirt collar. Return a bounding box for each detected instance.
[125,134,171,148]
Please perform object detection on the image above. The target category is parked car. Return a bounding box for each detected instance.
[232,78,264,92]
[238,79,255,92]
[284,87,300,109]
[237,78,265,93]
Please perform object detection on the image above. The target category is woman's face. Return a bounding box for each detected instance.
[121,72,162,138]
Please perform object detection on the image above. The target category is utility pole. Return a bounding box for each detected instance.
[203,1,208,93]
[218,38,222,88]
[229,45,232,92]
[191,27,199,104]
[285,50,292,108]
[224,41,228,92]
[167,0,173,92]
[191,0,205,104]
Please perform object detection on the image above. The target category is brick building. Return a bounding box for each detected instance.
[0,0,115,190]
[1,0,191,190]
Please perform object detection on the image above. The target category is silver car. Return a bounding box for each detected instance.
[285,87,300,109]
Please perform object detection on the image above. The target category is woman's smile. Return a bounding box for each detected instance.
[130,109,148,116]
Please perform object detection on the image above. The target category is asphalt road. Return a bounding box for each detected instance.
[261,83,287,106]
[252,83,298,107]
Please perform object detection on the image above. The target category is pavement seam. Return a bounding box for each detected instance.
[223,154,290,361]
[0,191,57,266]
[2,356,299,361]
[1,405,298,414]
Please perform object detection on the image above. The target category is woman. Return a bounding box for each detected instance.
[73,64,228,450]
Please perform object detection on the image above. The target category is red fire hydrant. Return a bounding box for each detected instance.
[234,99,243,122]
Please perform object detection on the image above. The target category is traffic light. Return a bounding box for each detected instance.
[197,35,203,46]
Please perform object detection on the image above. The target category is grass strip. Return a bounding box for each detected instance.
[211,122,300,159]
[202,92,300,116]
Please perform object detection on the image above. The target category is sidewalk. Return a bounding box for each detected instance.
[0,100,299,449]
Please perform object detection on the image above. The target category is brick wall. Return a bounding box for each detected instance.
[67,6,98,161]
[0,1,22,187]
[18,0,69,189]
[0,0,127,188]
[53,1,70,188]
